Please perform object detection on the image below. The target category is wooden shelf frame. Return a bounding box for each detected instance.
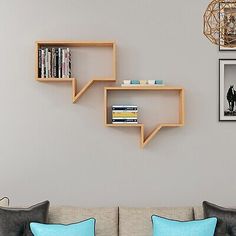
[104,86,185,148]
[35,41,116,103]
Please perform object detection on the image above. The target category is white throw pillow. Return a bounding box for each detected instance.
[0,197,9,207]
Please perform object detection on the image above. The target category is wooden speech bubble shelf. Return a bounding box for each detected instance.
[35,41,185,148]
[104,86,185,148]
[35,41,116,103]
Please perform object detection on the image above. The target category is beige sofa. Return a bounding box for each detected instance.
[47,206,204,236]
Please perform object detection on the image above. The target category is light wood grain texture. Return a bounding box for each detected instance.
[179,89,185,125]
[104,86,185,148]
[35,41,185,148]
[105,86,183,90]
[35,43,39,81]
[35,41,116,103]
[36,41,115,47]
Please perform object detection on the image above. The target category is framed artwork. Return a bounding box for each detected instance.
[219,45,236,51]
[219,3,236,51]
[219,59,236,121]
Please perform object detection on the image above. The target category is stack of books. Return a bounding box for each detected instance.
[112,105,138,124]
[38,47,71,79]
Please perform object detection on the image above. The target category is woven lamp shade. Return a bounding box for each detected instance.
[204,0,236,47]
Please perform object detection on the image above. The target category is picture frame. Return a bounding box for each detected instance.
[219,59,236,121]
[219,45,236,51]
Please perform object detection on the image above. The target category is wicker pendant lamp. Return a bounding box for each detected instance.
[204,0,236,47]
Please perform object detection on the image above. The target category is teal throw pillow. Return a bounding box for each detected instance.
[30,218,95,236]
[152,215,217,236]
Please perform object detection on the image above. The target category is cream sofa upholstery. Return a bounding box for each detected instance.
[47,206,195,236]
[193,206,204,220]
[48,206,118,236]
[2,198,209,236]
[119,207,193,236]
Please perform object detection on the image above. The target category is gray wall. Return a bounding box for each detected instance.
[0,0,234,207]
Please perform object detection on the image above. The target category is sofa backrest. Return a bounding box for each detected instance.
[119,207,194,236]
[48,206,118,236]
[46,206,199,236]
[193,206,204,219]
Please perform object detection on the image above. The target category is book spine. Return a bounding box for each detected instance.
[51,48,54,77]
[68,48,71,78]
[41,49,44,78]
[112,118,138,121]
[53,49,55,78]
[112,113,138,115]
[45,48,48,78]
[112,110,138,113]
[112,122,138,124]
[65,49,68,78]
[64,48,66,78]
[38,49,42,78]
[112,120,138,123]
[44,49,46,78]
[112,112,138,117]
[112,115,138,118]
[112,105,138,108]
[56,48,59,78]
[52,48,56,78]
[50,49,53,78]
[112,107,138,111]
[66,48,70,78]
[51,48,53,77]
[62,49,65,78]
[48,50,51,78]
[58,48,61,78]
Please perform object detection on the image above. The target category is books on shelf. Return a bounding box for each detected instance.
[121,80,164,86]
[38,47,71,79]
[112,105,138,124]
[121,84,165,87]
[112,105,138,111]
[112,112,137,118]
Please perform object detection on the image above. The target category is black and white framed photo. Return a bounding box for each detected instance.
[219,59,236,121]
[219,45,236,51]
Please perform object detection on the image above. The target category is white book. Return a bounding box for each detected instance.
[112,110,138,113]
[58,48,61,78]
[112,118,138,120]
[45,48,48,78]
[48,51,51,78]
[112,105,137,108]
[41,49,45,78]
[123,80,131,84]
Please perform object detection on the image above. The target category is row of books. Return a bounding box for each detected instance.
[38,47,71,78]
[121,80,164,86]
[112,105,138,124]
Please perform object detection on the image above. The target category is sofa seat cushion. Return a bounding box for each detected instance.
[48,207,118,236]
[119,207,194,236]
